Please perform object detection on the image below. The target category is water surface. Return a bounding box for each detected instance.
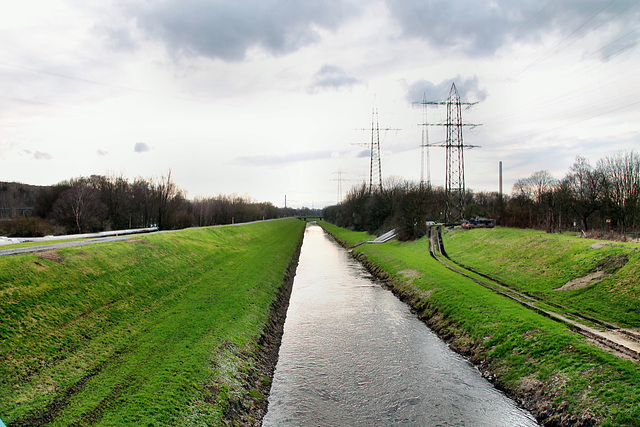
[263,224,538,426]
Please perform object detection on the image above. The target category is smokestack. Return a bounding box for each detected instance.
[499,161,503,198]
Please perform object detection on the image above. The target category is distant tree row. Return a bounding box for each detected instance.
[507,151,639,233]
[0,171,310,237]
[323,150,639,240]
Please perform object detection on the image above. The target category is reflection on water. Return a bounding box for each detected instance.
[263,224,538,426]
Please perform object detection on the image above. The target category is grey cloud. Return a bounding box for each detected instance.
[23,149,53,160]
[127,0,362,61]
[134,142,150,153]
[309,65,362,92]
[385,0,640,57]
[100,25,138,51]
[33,151,53,160]
[405,75,487,104]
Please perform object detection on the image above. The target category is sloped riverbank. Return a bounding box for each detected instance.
[319,221,640,426]
[1,219,305,426]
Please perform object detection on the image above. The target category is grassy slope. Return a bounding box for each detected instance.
[0,218,305,426]
[442,227,640,327]
[321,222,640,426]
[317,221,374,246]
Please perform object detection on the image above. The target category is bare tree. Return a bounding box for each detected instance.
[153,170,181,230]
[564,156,605,231]
[52,178,106,234]
[599,151,640,232]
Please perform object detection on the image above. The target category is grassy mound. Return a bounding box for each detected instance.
[442,227,640,327]
[1,218,305,426]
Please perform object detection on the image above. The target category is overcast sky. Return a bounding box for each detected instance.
[1,0,639,208]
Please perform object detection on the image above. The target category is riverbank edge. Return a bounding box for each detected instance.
[320,226,586,427]
[227,225,305,426]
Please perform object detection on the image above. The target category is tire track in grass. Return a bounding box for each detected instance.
[11,348,130,426]
[428,226,640,361]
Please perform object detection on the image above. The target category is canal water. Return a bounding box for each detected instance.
[263,224,538,426]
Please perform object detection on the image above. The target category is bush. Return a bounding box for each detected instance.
[0,216,52,237]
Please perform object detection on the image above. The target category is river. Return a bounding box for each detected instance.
[263,224,538,426]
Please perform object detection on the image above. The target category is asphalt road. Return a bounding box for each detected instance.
[0,235,137,257]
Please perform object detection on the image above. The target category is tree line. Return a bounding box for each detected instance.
[323,150,639,240]
[0,171,313,237]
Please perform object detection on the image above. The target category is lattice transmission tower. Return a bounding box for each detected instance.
[331,170,349,204]
[369,107,383,193]
[418,83,480,223]
[354,104,400,193]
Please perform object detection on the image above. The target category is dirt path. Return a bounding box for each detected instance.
[428,226,640,362]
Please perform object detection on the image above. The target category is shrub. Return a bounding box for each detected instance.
[0,216,52,237]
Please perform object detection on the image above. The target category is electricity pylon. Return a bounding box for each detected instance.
[417,83,480,223]
[331,170,349,204]
[420,92,431,188]
[355,105,400,193]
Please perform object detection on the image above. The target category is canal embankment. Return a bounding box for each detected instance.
[0,218,305,426]
[319,221,640,426]
[263,223,538,426]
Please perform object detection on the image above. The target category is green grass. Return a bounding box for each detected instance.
[442,227,640,327]
[320,222,640,425]
[0,218,305,426]
[317,220,374,246]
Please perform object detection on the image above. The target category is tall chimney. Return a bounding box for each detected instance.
[499,161,503,198]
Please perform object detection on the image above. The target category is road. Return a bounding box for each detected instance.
[0,235,140,256]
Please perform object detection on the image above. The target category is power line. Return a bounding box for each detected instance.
[513,0,618,79]
[0,61,144,93]
[0,60,211,105]
[0,95,72,110]
[500,99,640,145]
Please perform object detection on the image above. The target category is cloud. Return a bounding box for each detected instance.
[309,64,363,92]
[405,75,487,104]
[134,142,150,153]
[234,150,334,166]
[384,0,640,57]
[22,149,53,160]
[126,0,362,61]
[33,151,53,160]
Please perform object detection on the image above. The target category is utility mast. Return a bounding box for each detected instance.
[418,83,480,224]
[420,92,431,188]
[354,103,400,193]
[331,170,348,204]
[369,106,383,193]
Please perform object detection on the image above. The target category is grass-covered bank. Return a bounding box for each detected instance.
[442,227,640,328]
[1,218,305,426]
[318,221,640,426]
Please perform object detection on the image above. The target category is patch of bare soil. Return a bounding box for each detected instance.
[398,269,421,278]
[594,254,630,273]
[127,239,148,244]
[556,254,629,291]
[589,241,608,249]
[556,271,606,291]
[38,251,66,263]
